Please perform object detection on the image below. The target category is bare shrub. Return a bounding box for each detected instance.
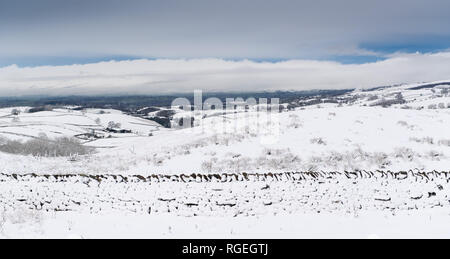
[371,97,405,107]
[370,152,391,169]
[426,150,443,160]
[233,157,252,173]
[288,121,302,129]
[410,137,434,145]
[287,114,302,128]
[257,149,301,171]
[201,148,302,173]
[397,120,408,127]
[310,137,327,145]
[393,147,415,161]
[201,157,218,173]
[438,139,450,146]
[367,95,379,101]
[0,137,93,157]
[11,108,21,115]
[397,120,416,130]
[151,153,167,166]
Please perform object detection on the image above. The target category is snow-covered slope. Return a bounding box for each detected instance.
[1,81,449,238]
[0,108,162,141]
[0,81,449,175]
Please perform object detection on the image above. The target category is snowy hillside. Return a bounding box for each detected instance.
[1,81,449,175]
[1,81,449,238]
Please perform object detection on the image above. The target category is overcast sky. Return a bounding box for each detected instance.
[1,0,450,95]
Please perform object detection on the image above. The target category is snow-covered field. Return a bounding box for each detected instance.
[1,81,450,238]
[3,210,450,239]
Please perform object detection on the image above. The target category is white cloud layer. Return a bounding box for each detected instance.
[1,52,450,96]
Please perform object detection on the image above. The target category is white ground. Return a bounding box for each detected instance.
[3,210,450,239]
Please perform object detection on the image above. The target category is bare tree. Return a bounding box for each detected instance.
[107,121,121,129]
[11,109,21,116]
[0,136,93,157]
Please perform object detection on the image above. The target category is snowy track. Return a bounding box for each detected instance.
[1,171,449,217]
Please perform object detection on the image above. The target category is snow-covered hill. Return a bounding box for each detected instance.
[1,81,449,175]
[1,81,449,238]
